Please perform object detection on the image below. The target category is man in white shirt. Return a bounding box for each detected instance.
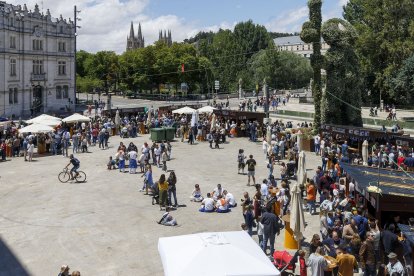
[199,193,215,212]
[128,150,137,174]
[261,180,269,198]
[212,184,224,200]
[223,190,237,207]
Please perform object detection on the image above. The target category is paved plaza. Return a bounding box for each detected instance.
[0,133,320,275]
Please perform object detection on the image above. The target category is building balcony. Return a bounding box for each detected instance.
[31,73,46,81]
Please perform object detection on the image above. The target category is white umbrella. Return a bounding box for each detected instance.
[197,105,216,114]
[115,109,121,126]
[290,184,306,247]
[19,123,54,133]
[26,114,61,124]
[62,113,91,123]
[362,140,368,166]
[296,131,302,152]
[191,111,196,127]
[159,231,281,276]
[172,106,196,114]
[297,151,307,187]
[210,113,216,131]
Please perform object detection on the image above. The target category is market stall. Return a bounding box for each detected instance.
[212,110,266,137]
[340,162,414,226]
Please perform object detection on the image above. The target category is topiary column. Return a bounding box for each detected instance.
[300,0,323,130]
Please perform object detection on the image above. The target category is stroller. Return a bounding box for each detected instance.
[285,162,296,179]
[273,250,298,276]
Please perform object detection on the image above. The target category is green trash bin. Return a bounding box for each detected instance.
[164,127,176,141]
[150,128,166,142]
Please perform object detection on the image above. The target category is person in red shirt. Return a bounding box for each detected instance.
[299,250,307,276]
[397,154,405,170]
[307,180,317,215]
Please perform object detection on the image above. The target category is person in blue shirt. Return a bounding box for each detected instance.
[65,154,80,180]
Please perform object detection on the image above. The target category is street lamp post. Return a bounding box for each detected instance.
[74,6,81,112]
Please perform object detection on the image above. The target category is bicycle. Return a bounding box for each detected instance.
[58,168,87,183]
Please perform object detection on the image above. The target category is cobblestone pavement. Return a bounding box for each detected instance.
[0,134,322,275]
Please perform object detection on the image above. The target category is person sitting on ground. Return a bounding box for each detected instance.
[157,212,177,226]
[199,192,215,212]
[223,190,237,207]
[71,271,81,276]
[107,156,116,170]
[190,184,203,202]
[212,184,224,200]
[216,195,230,213]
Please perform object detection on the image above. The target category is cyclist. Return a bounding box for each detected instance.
[65,154,80,180]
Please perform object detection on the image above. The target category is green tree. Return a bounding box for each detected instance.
[391,54,414,104]
[344,0,414,104]
[301,0,323,129]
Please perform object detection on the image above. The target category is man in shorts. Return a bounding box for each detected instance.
[245,154,256,186]
[65,154,80,180]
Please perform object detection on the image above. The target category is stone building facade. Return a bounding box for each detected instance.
[274,35,329,58]
[158,30,172,47]
[0,1,75,118]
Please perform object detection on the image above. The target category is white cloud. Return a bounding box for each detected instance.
[11,0,216,53]
[265,6,308,33]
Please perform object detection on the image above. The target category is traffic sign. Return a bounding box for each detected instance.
[214,80,220,90]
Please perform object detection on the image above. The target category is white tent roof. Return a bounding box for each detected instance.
[62,113,91,123]
[172,106,196,114]
[26,114,61,125]
[158,231,280,276]
[19,123,54,133]
[197,105,216,114]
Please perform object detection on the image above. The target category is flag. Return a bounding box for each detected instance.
[181,63,185,73]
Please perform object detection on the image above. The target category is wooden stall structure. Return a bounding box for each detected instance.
[212,110,266,137]
[340,162,414,225]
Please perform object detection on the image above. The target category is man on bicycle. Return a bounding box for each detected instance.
[65,154,80,180]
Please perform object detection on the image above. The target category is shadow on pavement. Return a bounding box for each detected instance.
[0,237,30,275]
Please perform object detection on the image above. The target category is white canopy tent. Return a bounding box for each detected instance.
[172,106,196,114]
[19,123,54,133]
[62,113,91,123]
[26,114,61,126]
[197,105,216,114]
[158,231,280,276]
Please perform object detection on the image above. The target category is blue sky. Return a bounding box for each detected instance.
[146,0,346,31]
[14,0,348,53]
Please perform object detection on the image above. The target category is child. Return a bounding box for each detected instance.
[81,136,88,152]
[118,150,125,173]
[298,250,307,276]
[138,153,145,173]
[238,149,246,174]
[280,162,287,180]
[190,184,203,202]
[107,156,116,170]
[257,217,264,248]
[166,141,172,160]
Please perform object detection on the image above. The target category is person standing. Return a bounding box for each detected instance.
[336,244,358,276]
[359,232,376,276]
[27,140,35,162]
[238,149,246,174]
[261,205,280,256]
[307,179,317,215]
[161,149,168,172]
[307,247,327,276]
[167,171,178,207]
[158,174,169,211]
[245,155,257,186]
[22,137,28,161]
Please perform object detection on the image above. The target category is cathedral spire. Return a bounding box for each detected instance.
[129,21,135,39]
[137,22,142,40]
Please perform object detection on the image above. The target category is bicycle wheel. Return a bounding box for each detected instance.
[75,171,86,183]
[58,171,70,183]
